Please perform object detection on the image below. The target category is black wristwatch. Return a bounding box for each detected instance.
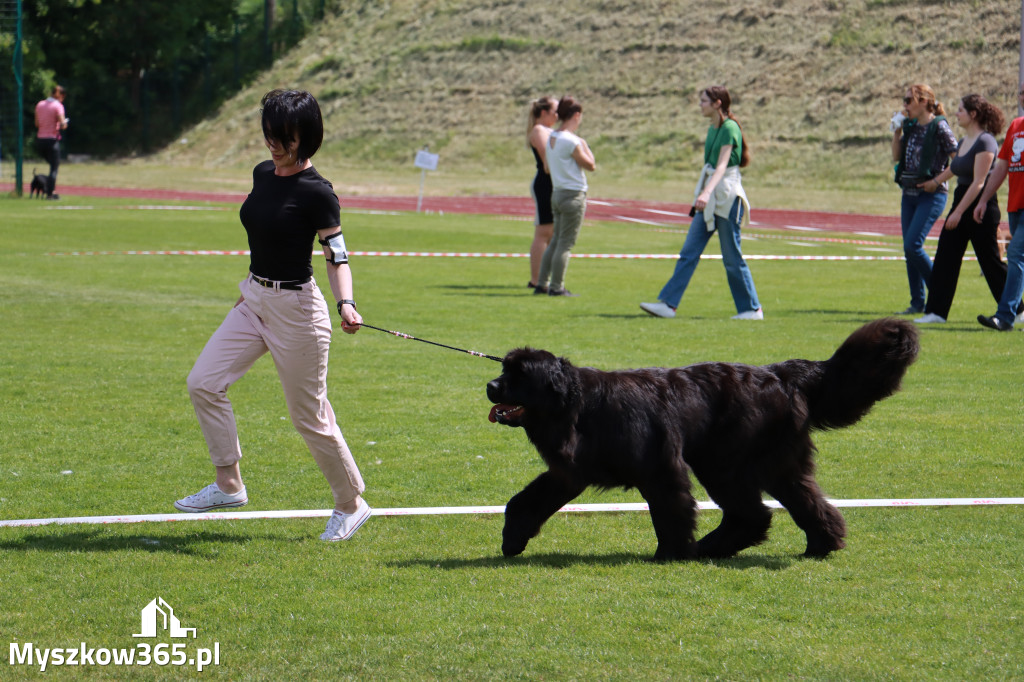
[337,300,356,315]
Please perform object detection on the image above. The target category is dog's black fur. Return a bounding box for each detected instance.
[30,170,49,198]
[486,318,919,561]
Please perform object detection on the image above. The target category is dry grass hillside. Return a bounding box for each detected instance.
[157,0,1021,200]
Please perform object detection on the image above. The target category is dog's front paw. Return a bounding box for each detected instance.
[501,520,531,556]
[803,536,845,558]
[652,542,697,562]
[501,536,529,557]
[501,503,534,556]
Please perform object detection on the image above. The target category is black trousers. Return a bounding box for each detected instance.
[925,184,1005,320]
[34,137,60,196]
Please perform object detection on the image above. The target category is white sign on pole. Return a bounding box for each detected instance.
[414,148,439,211]
[414,149,439,171]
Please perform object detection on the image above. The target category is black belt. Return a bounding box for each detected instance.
[250,273,311,290]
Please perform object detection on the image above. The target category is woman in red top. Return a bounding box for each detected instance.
[974,84,1024,330]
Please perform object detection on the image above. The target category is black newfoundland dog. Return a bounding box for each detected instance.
[487,318,919,561]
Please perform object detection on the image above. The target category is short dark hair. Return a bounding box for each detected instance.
[557,95,583,122]
[260,90,324,161]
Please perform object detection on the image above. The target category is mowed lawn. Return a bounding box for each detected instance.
[1,194,1022,680]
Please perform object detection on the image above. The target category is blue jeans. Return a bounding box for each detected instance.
[995,210,1024,326]
[900,190,947,310]
[658,199,760,313]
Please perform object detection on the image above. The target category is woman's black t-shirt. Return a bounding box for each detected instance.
[239,160,341,281]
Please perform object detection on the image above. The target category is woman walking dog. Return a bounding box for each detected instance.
[176,89,371,542]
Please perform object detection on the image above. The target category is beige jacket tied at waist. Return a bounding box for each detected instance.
[693,163,751,232]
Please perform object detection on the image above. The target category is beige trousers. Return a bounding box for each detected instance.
[187,276,365,507]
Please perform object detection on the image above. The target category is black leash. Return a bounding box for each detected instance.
[359,323,502,362]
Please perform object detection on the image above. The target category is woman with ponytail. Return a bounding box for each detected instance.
[640,85,762,319]
[891,83,958,315]
[535,95,596,297]
[526,96,558,288]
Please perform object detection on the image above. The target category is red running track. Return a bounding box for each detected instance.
[9,184,904,236]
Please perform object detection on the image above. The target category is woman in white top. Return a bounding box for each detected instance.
[640,85,762,319]
[534,95,596,297]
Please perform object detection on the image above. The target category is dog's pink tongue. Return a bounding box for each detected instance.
[488,405,500,423]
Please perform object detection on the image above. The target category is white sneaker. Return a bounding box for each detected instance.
[914,313,946,324]
[640,301,676,318]
[320,499,372,541]
[731,308,764,320]
[1015,309,1024,325]
[174,483,248,512]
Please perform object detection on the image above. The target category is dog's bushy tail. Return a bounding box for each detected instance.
[807,318,919,430]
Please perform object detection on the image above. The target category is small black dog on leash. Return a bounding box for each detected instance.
[487,318,919,561]
[30,170,50,199]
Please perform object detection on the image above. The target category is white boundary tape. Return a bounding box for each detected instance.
[46,250,920,262]
[45,205,228,211]
[1,498,1022,528]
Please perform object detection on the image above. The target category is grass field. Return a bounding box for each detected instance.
[1,192,1022,680]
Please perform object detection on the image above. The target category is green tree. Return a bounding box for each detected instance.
[25,0,236,153]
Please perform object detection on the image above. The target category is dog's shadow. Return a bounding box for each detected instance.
[387,551,795,571]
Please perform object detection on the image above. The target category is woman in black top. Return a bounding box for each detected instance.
[176,90,371,542]
[916,94,1008,324]
[527,96,558,288]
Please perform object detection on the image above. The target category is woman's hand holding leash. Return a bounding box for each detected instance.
[337,300,361,334]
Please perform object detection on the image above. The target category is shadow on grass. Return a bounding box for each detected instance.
[791,309,892,318]
[432,284,527,293]
[594,313,718,320]
[911,325,1005,334]
[0,529,253,555]
[791,309,1013,333]
[387,551,795,571]
[607,310,930,322]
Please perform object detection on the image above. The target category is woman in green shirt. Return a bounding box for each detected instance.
[641,85,762,320]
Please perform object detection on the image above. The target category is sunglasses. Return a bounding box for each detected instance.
[903,97,914,104]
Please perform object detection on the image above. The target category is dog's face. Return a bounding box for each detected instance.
[486,348,580,427]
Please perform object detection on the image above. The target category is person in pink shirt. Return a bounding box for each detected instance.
[34,85,68,200]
